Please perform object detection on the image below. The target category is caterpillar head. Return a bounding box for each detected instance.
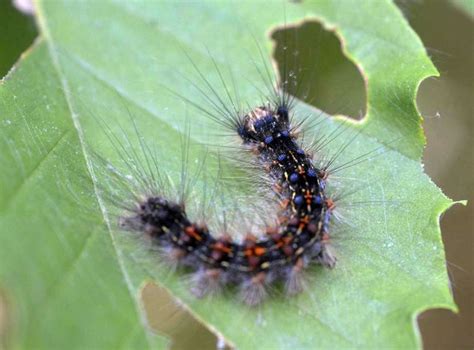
[238,106,290,144]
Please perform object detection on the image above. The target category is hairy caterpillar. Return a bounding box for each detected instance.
[89,21,379,307]
[0,1,455,349]
[118,105,336,306]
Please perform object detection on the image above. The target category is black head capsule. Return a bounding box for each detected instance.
[242,107,280,143]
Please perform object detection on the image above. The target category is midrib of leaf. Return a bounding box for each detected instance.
[34,2,154,347]
[33,3,242,345]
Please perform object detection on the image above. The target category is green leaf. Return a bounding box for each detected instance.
[0,34,166,350]
[0,0,457,349]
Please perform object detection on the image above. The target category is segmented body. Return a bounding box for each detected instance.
[121,104,335,305]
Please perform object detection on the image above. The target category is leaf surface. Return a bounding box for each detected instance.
[0,1,455,349]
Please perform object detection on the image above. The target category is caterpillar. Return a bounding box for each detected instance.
[119,102,336,306]
[90,17,375,308]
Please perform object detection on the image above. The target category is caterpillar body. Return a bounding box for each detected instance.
[119,100,336,306]
[91,16,372,308]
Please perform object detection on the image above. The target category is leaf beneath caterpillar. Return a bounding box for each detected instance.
[0,1,457,349]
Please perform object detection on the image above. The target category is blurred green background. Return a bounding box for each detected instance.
[0,0,471,348]
[0,0,35,77]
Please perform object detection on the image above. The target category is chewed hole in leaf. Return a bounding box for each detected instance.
[272,20,367,120]
[142,282,231,350]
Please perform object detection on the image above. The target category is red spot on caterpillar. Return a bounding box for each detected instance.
[212,241,232,254]
[280,198,290,209]
[254,247,266,256]
[273,183,282,193]
[298,216,310,231]
[184,225,203,241]
[281,236,294,256]
[319,170,329,180]
[304,190,313,204]
[325,198,335,210]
